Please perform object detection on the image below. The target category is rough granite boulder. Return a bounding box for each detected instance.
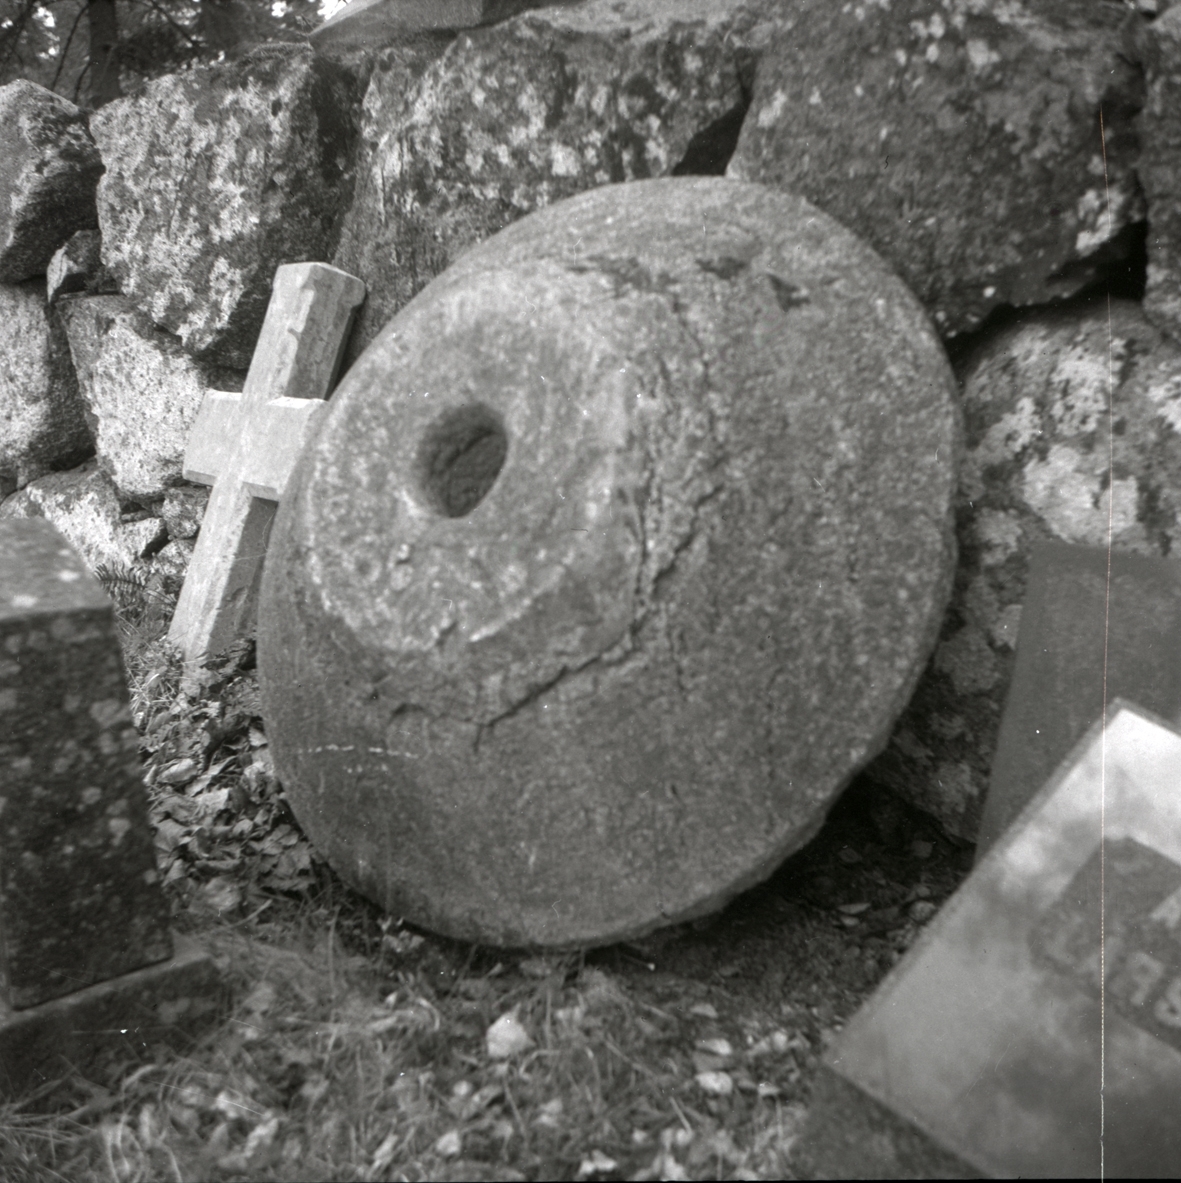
[58,295,215,504]
[91,44,361,369]
[1140,4,1181,341]
[0,280,92,497]
[160,485,210,541]
[0,81,103,284]
[869,298,1181,840]
[333,0,766,359]
[261,178,960,947]
[0,460,166,573]
[728,0,1147,338]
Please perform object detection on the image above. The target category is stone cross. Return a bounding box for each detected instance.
[167,262,365,663]
[801,702,1181,1178]
[977,542,1181,857]
[0,517,220,1097]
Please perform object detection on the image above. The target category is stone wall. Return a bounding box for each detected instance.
[3,0,1181,842]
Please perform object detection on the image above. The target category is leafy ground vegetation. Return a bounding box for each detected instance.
[1,573,973,1182]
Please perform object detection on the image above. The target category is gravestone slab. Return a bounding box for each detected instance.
[167,262,364,663]
[312,0,552,51]
[0,517,172,1008]
[0,517,223,1097]
[800,702,1181,1179]
[977,542,1181,857]
[259,177,960,948]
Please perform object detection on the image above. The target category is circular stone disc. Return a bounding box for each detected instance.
[259,177,959,948]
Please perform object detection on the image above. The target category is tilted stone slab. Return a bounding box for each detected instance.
[333,0,762,362]
[978,543,1181,857]
[311,0,553,50]
[801,704,1181,1178]
[729,0,1146,338]
[260,177,960,948]
[0,279,92,497]
[0,517,172,1008]
[0,81,103,284]
[91,45,361,369]
[869,299,1181,841]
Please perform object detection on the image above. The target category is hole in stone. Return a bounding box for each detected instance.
[416,403,508,518]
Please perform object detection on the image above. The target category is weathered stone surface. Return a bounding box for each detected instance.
[0,934,224,1100]
[160,486,210,541]
[0,461,166,573]
[261,178,960,948]
[0,517,172,1009]
[0,81,103,284]
[58,295,211,503]
[46,230,118,305]
[91,44,361,369]
[729,0,1146,338]
[1140,5,1181,340]
[333,0,763,360]
[167,263,365,664]
[813,705,1181,1178]
[869,298,1181,839]
[0,280,92,497]
[977,543,1181,857]
[312,0,553,51]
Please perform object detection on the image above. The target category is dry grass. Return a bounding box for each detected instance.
[0,578,971,1181]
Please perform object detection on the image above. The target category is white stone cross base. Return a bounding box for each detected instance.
[167,262,365,664]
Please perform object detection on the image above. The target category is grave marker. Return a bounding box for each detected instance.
[167,262,364,663]
[311,0,552,52]
[799,702,1181,1178]
[0,517,221,1097]
[977,542,1181,856]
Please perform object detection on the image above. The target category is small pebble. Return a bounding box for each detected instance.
[434,1129,462,1158]
[910,900,938,922]
[696,1037,733,1058]
[485,1012,533,1059]
[689,1002,718,1019]
[696,1070,734,1096]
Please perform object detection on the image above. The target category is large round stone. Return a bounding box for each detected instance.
[258,177,959,948]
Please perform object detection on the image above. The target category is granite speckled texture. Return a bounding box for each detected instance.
[91,45,361,369]
[728,0,1147,338]
[0,80,102,284]
[1140,5,1181,341]
[0,517,172,1009]
[332,0,762,363]
[260,177,960,948]
[869,298,1181,840]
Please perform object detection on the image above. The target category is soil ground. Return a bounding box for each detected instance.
[2,601,974,1182]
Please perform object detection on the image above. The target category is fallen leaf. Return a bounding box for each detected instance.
[158,758,199,786]
[200,877,242,916]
